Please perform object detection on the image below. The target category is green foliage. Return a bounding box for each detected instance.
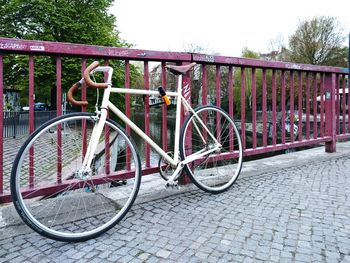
[0,0,125,46]
[0,0,140,110]
[230,48,266,118]
[241,47,260,59]
[288,16,348,67]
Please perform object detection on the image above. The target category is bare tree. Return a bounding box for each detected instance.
[268,34,286,53]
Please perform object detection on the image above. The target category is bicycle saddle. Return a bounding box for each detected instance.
[166,62,196,75]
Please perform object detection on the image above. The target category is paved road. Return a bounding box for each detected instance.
[1,143,350,262]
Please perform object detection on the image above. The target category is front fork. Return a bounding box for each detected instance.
[78,109,107,179]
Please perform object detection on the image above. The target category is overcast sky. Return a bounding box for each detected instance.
[111,0,350,57]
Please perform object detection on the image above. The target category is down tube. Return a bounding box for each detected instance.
[107,101,177,167]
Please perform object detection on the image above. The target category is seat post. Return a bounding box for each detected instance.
[173,74,183,163]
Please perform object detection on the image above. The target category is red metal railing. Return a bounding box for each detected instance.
[0,37,349,203]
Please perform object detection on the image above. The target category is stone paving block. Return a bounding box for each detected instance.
[295,253,313,262]
[342,255,350,263]
[156,249,171,259]
[242,257,255,263]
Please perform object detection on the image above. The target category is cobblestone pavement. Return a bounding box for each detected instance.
[2,135,27,192]
[1,149,350,263]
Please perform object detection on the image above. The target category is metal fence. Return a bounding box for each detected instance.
[0,37,349,203]
[3,110,62,138]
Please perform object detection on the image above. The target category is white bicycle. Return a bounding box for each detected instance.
[11,61,243,242]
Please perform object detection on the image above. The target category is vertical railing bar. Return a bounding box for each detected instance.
[320,73,325,137]
[272,69,277,145]
[289,70,295,143]
[161,62,168,152]
[313,73,318,139]
[342,74,346,134]
[81,59,87,159]
[228,66,233,118]
[125,60,131,123]
[216,65,221,108]
[144,61,150,168]
[216,65,221,140]
[13,110,16,138]
[240,67,246,150]
[298,71,303,141]
[336,75,340,135]
[262,69,267,147]
[348,74,350,134]
[228,65,234,151]
[29,55,35,188]
[104,59,109,80]
[104,59,110,175]
[0,55,3,193]
[56,56,62,184]
[202,64,208,105]
[202,64,208,142]
[125,60,131,170]
[281,70,286,144]
[81,59,87,113]
[56,57,62,118]
[252,68,257,149]
[306,72,310,140]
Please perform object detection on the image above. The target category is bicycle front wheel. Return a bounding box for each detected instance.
[11,112,141,242]
[180,106,243,194]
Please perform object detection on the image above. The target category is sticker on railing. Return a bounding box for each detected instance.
[205,55,215,63]
[192,54,215,63]
[30,45,45,51]
[286,63,302,70]
[0,42,26,50]
[108,49,130,57]
[183,84,191,101]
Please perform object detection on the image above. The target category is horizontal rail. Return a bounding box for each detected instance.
[0,37,347,73]
[192,53,348,74]
[0,37,192,61]
[0,166,170,203]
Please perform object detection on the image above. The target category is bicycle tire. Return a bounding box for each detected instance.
[179,105,243,194]
[11,112,141,242]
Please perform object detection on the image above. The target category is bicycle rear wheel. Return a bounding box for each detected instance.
[180,105,243,194]
[11,112,141,242]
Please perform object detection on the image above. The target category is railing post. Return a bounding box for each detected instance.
[324,73,336,152]
[29,56,35,188]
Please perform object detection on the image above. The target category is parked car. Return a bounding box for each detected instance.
[317,88,348,111]
[22,102,50,111]
[34,102,49,111]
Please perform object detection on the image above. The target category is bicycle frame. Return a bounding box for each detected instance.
[82,66,220,182]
